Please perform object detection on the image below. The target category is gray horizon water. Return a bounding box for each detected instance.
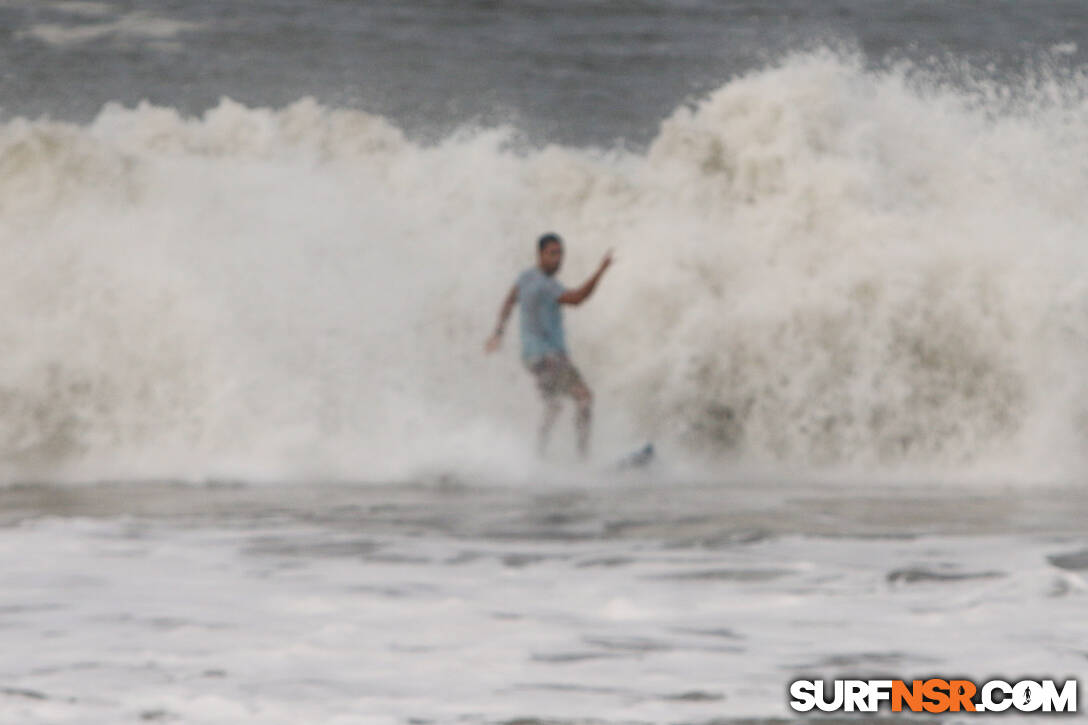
[2,0,1087,146]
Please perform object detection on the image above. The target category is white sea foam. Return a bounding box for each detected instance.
[0,514,1084,723]
[17,11,199,47]
[0,51,1086,483]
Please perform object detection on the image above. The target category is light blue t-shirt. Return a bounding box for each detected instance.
[516,267,567,364]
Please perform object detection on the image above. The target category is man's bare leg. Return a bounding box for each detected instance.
[572,384,592,460]
[538,398,562,456]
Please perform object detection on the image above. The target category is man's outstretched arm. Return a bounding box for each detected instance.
[558,250,613,306]
[484,284,518,353]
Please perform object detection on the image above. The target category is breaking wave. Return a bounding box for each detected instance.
[1,50,1086,482]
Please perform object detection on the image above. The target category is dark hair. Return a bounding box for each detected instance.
[538,232,562,252]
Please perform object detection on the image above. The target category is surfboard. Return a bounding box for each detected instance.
[614,442,654,471]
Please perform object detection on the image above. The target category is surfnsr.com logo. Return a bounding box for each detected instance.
[789,679,1077,714]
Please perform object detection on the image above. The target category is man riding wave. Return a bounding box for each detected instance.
[485,233,613,459]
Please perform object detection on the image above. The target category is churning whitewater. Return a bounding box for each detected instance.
[2,51,1087,483]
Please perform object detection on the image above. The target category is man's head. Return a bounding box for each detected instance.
[537,232,563,276]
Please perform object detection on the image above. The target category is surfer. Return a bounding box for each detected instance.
[485,233,613,459]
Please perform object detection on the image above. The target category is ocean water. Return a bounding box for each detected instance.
[1,1,1087,722]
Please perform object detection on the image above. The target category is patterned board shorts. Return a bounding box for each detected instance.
[529,356,586,399]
